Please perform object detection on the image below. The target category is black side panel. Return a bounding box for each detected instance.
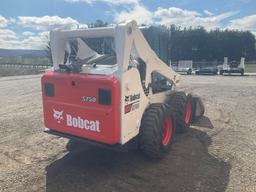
[191,95,205,123]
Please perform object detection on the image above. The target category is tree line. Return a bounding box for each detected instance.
[46,20,256,64]
[90,20,256,63]
[142,25,256,63]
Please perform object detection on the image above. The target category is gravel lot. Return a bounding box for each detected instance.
[0,74,255,192]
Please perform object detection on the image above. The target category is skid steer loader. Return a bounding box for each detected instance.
[42,20,204,158]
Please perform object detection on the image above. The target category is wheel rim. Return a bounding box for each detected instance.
[185,100,192,124]
[162,117,173,146]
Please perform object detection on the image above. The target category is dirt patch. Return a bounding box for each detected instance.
[45,133,230,192]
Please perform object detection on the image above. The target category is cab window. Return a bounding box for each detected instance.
[151,71,173,94]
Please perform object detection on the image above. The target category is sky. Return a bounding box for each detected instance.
[0,0,256,50]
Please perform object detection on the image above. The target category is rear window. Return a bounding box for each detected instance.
[65,37,116,66]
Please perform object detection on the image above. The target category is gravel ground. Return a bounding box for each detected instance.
[0,74,255,192]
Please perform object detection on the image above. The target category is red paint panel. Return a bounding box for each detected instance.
[41,71,120,145]
[124,104,132,114]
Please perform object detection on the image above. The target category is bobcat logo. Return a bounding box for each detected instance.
[125,96,130,102]
[53,109,64,124]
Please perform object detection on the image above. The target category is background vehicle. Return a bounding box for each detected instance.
[41,20,204,158]
[171,60,193,75]
[220,57,245,76]
[195,65,218,75]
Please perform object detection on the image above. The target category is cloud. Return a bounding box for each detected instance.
[229,15,256,34]
[65,0,139,5]
[9,17,16,24]
[0,15,88,50]
[0,31,48,50]
[0,28,49,50]
[114,4,153,24]
[0,28,17,39]
[0,15,8,28]
[21,31,49,49]
[17,16,81,30]
[0,39,44,50]
[153,7,237,30]
[22,31,35,37]
[0,2,253,50]
[114,5,237,30]
[154,7,201,21]
[204,10,214,16]
[21,36,48,49]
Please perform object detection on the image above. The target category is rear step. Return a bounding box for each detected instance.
[44,128,138,152]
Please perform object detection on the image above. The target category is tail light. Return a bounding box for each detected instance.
[45,82,54,97]
[98,89,111,105]
[124,103,132,114]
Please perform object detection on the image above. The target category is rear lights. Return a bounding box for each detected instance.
[45,82,54,97]
[124,103,132,114]
[98,89,111,105]
[44,82,112,105]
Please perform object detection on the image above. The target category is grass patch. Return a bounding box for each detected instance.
[245,64,256,73]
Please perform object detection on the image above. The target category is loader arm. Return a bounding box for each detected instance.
[115,21,180,88]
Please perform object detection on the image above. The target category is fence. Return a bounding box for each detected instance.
[171,60,256,69]
[171,61,222,69]
[0,63,52,69]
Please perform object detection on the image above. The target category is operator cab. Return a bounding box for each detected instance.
[58,37,118,76]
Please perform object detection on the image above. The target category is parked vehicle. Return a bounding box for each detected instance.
[171,60,193,75]
[195,66,218,75]
[220,57,245,76]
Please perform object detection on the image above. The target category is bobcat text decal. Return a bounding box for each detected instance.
[52,109,100,132]
[66,114,100,132]
[125,93,140,103]
[124,93,140,114]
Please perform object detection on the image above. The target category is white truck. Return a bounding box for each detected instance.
[171,60,193,75]
[220,57,245,76]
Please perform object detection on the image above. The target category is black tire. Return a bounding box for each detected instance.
[168,92,192,133]
[139,104,176,158]
[187,69,192,75]
[220,70,224,75]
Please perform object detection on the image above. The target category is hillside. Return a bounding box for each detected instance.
[0,49,46,57]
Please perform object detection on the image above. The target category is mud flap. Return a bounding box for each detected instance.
[190,95,205,123]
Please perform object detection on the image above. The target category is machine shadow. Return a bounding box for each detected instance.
[45,125,230,192]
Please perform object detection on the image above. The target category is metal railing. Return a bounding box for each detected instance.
[0,63,52,69]
[171,60,256,68]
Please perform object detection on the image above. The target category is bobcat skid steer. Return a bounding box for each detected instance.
[42,20,204,158]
